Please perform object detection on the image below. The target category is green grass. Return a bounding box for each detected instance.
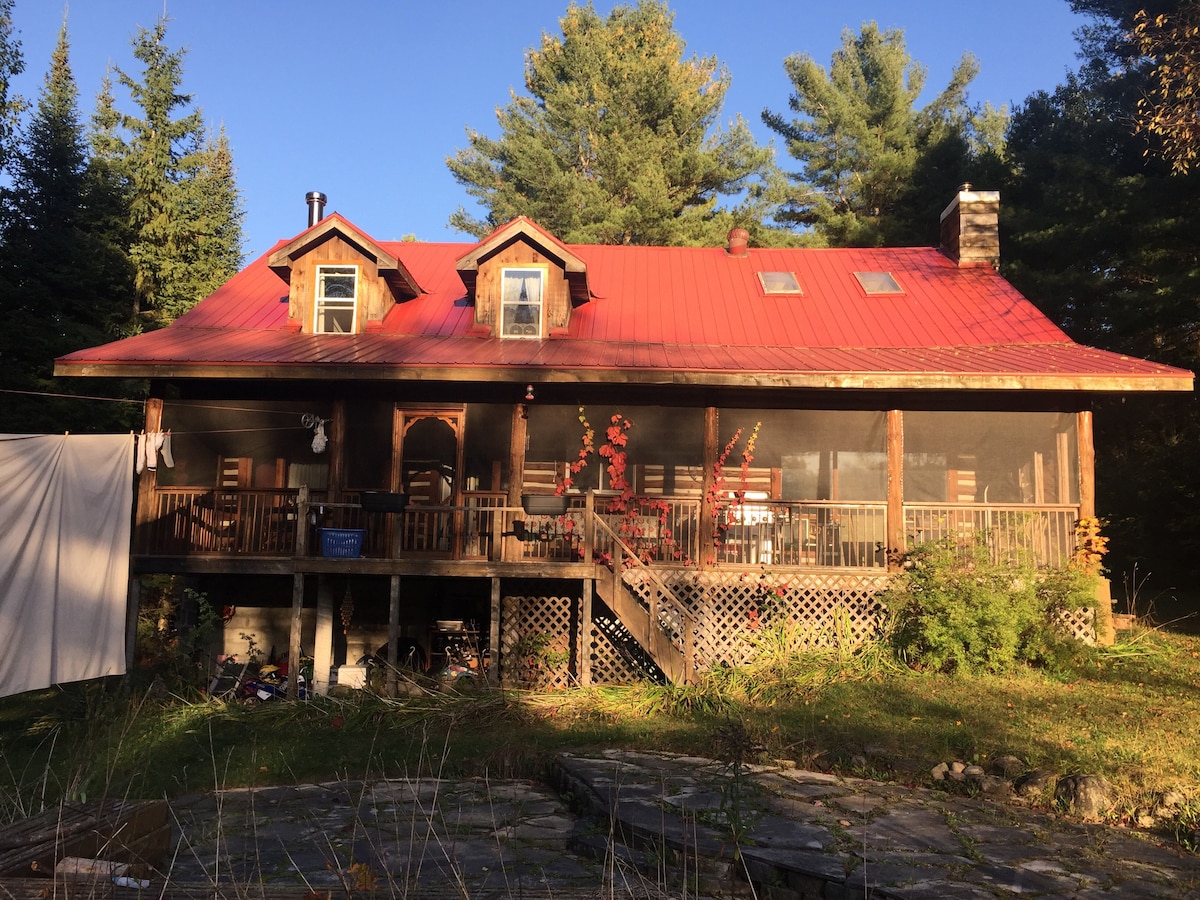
[2,625,1199,841]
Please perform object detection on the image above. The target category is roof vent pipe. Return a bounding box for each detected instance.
[726,227,750,258]
[306,191,327,227]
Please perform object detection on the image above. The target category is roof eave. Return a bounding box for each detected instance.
[49,360,1195,393]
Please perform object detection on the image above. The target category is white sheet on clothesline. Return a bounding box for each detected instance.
[0,433,135,697]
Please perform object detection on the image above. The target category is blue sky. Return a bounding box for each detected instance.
[9,1,1086,258]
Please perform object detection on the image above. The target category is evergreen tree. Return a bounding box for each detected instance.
[446,0,780,246]
[103,16,243,326]
[0,21,137,431]
[1002,2,1200,584]
[762,22,1002,247]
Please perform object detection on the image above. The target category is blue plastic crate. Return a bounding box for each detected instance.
[319,528,364,558]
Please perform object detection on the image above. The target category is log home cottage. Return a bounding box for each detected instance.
[56,189,1193,691]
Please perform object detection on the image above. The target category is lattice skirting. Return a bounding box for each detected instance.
[630,570,893,671]
[502,571,1095,687]
[499,595,575,690]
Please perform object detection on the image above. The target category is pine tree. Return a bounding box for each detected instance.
[102,16,243,326]
[1002,2,1200,584]
[446,0,780,246]
[762,22,1001,247]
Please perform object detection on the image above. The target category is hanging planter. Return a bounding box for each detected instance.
[521,494,569,516]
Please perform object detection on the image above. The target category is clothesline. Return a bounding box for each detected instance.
[0,387,145,405]
[2,389,322,420]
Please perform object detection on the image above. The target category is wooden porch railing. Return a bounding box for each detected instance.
[714,501,888,569]
[138,489,1080,571]
[904,503,1078,568]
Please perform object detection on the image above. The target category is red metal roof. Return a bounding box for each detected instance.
[56,231,1194,392]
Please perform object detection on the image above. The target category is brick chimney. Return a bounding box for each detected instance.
[939,185,999,268]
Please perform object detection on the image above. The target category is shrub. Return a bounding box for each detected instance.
[879,537,1097,675]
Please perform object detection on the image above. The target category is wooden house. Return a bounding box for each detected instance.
[55,189,1194,690]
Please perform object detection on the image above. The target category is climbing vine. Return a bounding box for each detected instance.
[707,421,761,560]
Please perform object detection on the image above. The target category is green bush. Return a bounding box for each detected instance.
[879,537,1097,675]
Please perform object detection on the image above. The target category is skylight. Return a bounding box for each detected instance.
[757,271,802,294]
[854,271,903,294]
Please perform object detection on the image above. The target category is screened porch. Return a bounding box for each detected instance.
[136,401,1086,571]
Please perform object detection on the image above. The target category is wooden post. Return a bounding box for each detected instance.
[295,484,310,557]
[288,485,310,700]
[313,575,335,695]
[133,398,163,554]
[504,403,528,562]
[125,576,140,680]
[886,409,905,571]
[583,490,595,565]
[1077,410,1096,519]
[578,578,592,687]
[386,575,401,697]
[288,573,304,700]
[489,577,501,686]
[699,406,719,570]
[1077,410,1113,644]
[328,399,346,500]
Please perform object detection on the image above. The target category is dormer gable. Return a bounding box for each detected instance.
[455,216,590,338]
[267,212,422,333]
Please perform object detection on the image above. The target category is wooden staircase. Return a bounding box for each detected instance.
[589,514,695,684]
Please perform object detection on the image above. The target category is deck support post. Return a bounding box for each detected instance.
[313,575,335,695]
[125,576,140,688]
[489,577,501,686]
[578,578,592,687]
[386,575,401,697]
[288,573,304,700]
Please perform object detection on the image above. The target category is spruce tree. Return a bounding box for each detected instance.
[103,16,243,326]
[0,21,136,431]
[446,0,780,246]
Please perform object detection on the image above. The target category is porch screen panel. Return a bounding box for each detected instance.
[524,405,704,493]
[463,404,512,492]
[719,409,887,501]
[345,400,392,489]
[903,411,1078,504]
[157,400,330,488]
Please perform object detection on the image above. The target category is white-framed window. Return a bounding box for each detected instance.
[500,267,545,338]
[314,265,358,333]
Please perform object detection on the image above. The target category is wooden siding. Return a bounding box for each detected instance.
[473,242,571,334]
[287,234,389,331]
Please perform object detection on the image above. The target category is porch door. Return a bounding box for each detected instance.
[392,409,465,554]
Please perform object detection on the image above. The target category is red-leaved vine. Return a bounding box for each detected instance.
[707,421,762,561]
[555,406,595,496]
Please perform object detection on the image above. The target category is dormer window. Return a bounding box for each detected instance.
[501,267,545,338]
[315,265,358,333]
